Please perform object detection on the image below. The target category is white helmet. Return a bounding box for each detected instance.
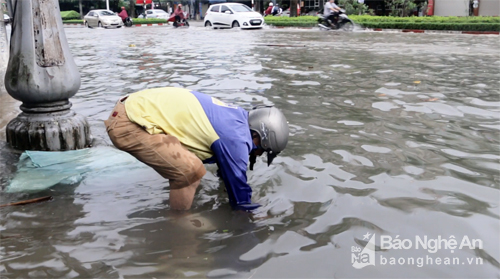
[269,2,274,6]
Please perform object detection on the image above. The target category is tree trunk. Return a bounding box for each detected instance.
[130,0,136,18]
[79,0,83,19]
[290,0,297,16]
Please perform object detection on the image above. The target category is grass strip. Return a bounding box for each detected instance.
[360,22,499,31]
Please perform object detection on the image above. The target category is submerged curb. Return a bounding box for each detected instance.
[370,28,499,35]
[63,23,170,27]
[133,23,170,27]
[271,25,499,35]
[63,23,171,27]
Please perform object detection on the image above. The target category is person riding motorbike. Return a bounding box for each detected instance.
[264,2,273,16]
[118,6,133,26]
[272,3,282,16]
[118,6,128,23]
[169,4,187,27]
[323,0,341,27]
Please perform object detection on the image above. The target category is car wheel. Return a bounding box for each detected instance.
[98,22,103,28]
[232,21,240,28]
[84,21,90,28]
[204,21,212,27]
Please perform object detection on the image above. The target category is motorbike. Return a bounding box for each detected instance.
[173,18,189,28]
[317,9,354,31]
[123,17,133,27]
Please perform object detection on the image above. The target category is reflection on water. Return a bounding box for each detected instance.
[0,26,499,278]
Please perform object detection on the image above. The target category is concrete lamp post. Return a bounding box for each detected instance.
[0,8,8,92]
[4,0,91,151]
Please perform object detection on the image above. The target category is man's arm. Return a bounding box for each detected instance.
[210,139,260,210]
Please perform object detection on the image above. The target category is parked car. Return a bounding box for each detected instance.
[3,14,10,24]
[83,9,124,28]
[138,9,170,20]
[204,3,264,29]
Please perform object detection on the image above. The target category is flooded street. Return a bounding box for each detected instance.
[1,25,499,278]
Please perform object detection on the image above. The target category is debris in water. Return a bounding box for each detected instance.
[0,196,53,208]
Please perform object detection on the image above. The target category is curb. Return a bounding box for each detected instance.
[133,23,170,27]
[371,28,499,35]
[269,25,498,35]
[63,23,170,27]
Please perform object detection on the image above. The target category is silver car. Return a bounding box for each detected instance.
[139,9,170,20]
[84,9,124,28]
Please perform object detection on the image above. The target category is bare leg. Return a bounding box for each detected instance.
[169,179,201,210]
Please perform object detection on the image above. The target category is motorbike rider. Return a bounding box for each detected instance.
[170,4,186,26]
[272,3,282,16]
[323,0,341,27]
[264,2,273,16]
[118,6,129,23]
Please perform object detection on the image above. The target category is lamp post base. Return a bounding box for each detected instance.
[6,109,91,151]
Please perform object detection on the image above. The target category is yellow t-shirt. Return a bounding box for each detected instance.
[124,87,219,160]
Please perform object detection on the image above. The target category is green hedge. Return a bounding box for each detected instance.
[63,19,84,24]
[349,15,500,23]
[264,15,500,31]
[60,10,81,20]
[264,16,318,27]
[360,22,499,31]
[62,18,169,24]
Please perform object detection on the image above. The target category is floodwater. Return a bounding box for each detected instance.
[1,24,499,278]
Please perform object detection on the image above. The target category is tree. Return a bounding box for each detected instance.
[337,0,369,15]
[79,0,83,18]
[386,0,417,17]
[290,0,298,17]
[129,0,135,18]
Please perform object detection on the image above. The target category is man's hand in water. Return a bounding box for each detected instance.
[235,203,261,211]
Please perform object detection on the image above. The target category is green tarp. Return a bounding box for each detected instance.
[6,146,147,193]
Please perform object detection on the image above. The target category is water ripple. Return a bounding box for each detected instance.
[0,26,498,278]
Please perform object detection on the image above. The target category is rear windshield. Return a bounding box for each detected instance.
[230,5,252,12]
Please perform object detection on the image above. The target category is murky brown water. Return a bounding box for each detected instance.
[1,24,499,278]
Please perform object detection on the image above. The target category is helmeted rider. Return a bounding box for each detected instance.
[104,87,289,211]
[272,3,283,16]
[170,4,186,26]
[118,6,129,23]
[265,2,274,16]
[323,0,341,27]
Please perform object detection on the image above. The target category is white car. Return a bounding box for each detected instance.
[83,9,124,28]
[204,3,264,29]
[3,14,10,24]
[139,9,170,20]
